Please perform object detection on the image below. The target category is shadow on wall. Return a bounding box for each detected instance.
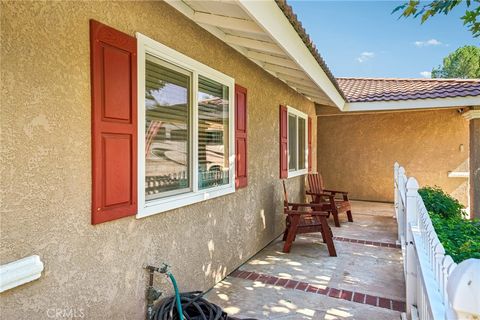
[412,158,469,208]
[260,185,276,235]
[317,109,470,206]
[448,158,470,208]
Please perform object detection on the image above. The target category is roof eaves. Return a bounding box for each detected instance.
[274,0,348,102]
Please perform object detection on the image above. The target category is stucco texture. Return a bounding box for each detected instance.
[0,2,317,319]
[317,109,469,205]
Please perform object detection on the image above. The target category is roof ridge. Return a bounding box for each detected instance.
[337,77,480,82]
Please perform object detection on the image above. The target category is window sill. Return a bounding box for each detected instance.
[287,169,308,179]
[136,184,235,219]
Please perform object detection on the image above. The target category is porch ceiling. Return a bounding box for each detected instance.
[165,0,346,109]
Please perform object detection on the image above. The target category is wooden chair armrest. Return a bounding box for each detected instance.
[287,202,328,209]
[323,189,349,195]
[318,193,337,198]
[285,210,329,217]
[305,191,337,199]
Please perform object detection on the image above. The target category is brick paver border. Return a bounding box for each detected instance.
[230,270,406,313]
[332,236,401,249]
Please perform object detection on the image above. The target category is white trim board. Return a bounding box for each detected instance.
[316,107,460,117]
[462,109,480,120]
[0,255,44,293]
[447,171,469,178]
[344,96,480,112]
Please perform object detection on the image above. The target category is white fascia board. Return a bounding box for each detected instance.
[237,0,345,110]
[165,0,193,18]
[344,96,480,112]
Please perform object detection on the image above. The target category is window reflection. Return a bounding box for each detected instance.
[145,54,191,199]
[198,76,229,189]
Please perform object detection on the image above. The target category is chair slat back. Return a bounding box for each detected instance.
[307,173,325,194]
[318,174,325,192]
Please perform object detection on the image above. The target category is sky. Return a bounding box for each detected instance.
[288,0,479,78]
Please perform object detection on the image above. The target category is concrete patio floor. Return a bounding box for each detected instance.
[204,201,405,319]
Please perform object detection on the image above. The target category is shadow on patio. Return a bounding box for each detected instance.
[204,201,405,319]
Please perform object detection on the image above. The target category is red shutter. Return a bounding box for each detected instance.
[308,116,313,172]
[279,105,288,178]
[235,84,248,189]
[90,20,137,224]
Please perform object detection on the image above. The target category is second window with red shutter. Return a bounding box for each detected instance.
[280,106,309,179]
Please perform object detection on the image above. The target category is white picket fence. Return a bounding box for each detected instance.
[394,163,480,320]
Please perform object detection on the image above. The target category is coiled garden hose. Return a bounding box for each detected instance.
[153,291,228,320]
[153,268,256,320]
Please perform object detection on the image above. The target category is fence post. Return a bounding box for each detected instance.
[405,177,419,319]
[394,163,400,241]
[398,166,406,245]
[441,255,456,307]
[446,259,480,319]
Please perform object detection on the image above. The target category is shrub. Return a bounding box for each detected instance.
[429,213,480,263]
[419,186,480,263]
[418,186,464,219]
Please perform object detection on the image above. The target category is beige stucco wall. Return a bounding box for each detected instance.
[0,2,317,319]
[317,109,469,206]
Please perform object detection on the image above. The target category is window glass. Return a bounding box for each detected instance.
[288,114,297,171]
[198,76,229,189]
[298,117,306,170]
[145,54,190,199]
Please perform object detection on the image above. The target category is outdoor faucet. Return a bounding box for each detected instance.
[146,286,161,320]
[146,263,169,274]
[145,263,183,320]
[145,265,164,320]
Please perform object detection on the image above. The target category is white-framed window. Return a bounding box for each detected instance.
[136,33,235,218]
[287,106,308,178]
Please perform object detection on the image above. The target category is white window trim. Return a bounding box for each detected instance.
[136,33,235,219]
[287,106,308,178]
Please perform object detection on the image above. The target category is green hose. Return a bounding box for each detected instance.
[166,271,184,320]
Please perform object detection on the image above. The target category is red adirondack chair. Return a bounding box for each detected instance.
[282,180,337,256]
[306,173,353,227]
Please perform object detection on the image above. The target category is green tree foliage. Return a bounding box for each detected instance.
[393,0,480,37]
[431,45,480,78]
[419,186,480,263]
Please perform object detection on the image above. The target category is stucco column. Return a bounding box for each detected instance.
[463,107,480,219]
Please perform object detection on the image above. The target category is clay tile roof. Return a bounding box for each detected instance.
[275,0,480,104]
[275,0,347,101]
[336,78,480,103]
